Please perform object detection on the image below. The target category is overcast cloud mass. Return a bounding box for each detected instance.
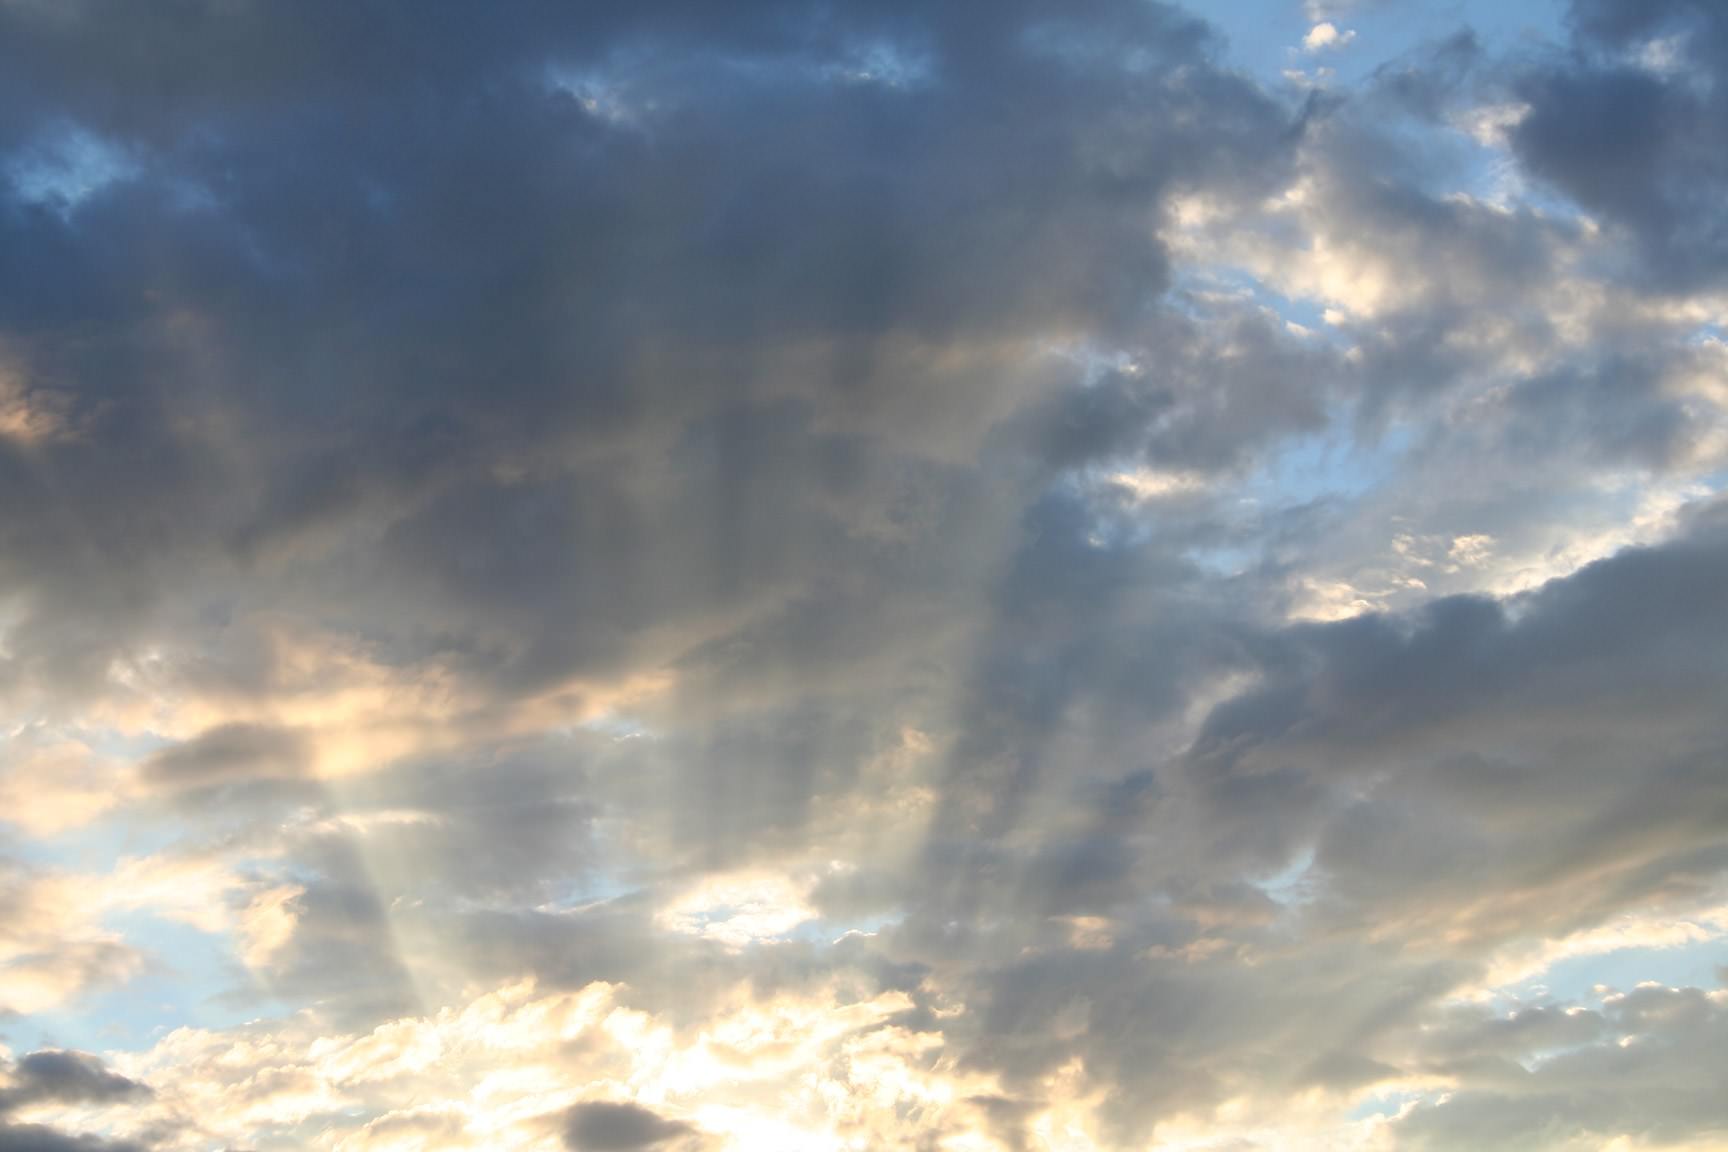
[1,0,1726,1148]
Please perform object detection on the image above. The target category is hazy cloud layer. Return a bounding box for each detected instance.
[1,0,1725,1149]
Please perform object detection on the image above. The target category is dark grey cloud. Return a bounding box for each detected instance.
[1395,985,1728,1150]
[0,1052,146,1113]
[0,0,1725,1149]
[245,872,420,1029]
[798,501,1728,1146]
[1034,306,1339,473]
[0,1052,151,1152]
[1181,505,1728,944]
[324,739,600,901]
[141,723,308,793]
[1512,0,1728,290]
[563,1101,693,1151]
[0,0,1296,725]
[0,1129,145,1152]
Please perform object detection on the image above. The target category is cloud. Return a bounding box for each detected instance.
[0,1052,147,1113]
[140,722,309,792]
[1510,0,1728,289]
[0,863,141,1016]
[1393,984,1728,1150]
[0,1051,152,1152]
[1304,0,1374,21]
[1303,22,1357,53]
[0,1127,146,1152]
[562,1102,693,1151]
[0,0,1724,1149]
[0,358,74,447]
[0,735,125,837]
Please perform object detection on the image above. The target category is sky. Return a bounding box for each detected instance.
[1,0,1726,1149]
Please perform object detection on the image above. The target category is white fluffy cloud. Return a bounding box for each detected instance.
[1304,21,1357,53]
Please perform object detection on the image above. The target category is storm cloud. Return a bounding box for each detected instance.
[0,0,1725,1149]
